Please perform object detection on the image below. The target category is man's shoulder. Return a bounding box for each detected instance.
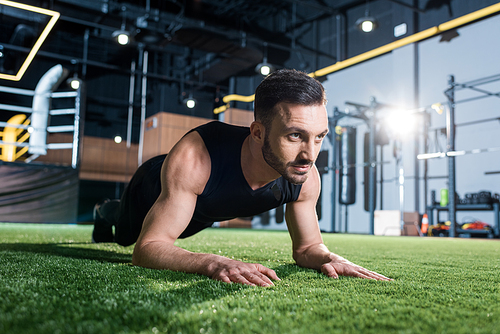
[168,130,210,162]
[194,121,250,154]
[275,177,303,203]
[194,121,250,137]
[294,165,321,203]
[162,130,211,194]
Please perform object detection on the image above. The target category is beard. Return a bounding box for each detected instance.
[261,134,312,185]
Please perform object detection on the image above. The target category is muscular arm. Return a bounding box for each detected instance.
[285,166,392,281]
[131,132,279,286]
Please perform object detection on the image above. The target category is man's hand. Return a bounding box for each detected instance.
[285,167,392,282]
[320,254,392,281]
[207,258,280,287]
[292,242,393,281]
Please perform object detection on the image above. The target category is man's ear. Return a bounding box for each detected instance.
[250,121,265,144]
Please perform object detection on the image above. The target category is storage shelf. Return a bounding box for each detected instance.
[426,202,499,238]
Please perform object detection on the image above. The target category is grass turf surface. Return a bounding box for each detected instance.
[0,223,499,334]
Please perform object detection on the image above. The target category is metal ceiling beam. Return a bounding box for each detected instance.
[0,43,226,90]
[59,15,117,32]
[280,0,367,15]
[385,0,426,14]
[58,9,335,64]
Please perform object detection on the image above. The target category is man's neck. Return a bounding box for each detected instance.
[240,135,281,191]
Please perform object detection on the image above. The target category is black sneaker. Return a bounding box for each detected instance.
[91,199,115,243]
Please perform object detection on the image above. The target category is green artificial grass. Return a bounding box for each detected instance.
[0,223,499,334]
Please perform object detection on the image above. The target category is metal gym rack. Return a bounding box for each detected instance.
[424,73,500,238]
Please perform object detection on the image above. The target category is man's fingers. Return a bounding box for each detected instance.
[213,272,250,285]
[218,275,233,284]
[214,263,280,287]
[241,264,280,286]
[332,263,393,281]
[352,266,392,281]
[242,271,273,287]
[363,269,393,281]
[321,263,339,279]
[227,273,256,286]
[255,264,281,282]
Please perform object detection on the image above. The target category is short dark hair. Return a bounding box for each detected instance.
[254,69,326,130]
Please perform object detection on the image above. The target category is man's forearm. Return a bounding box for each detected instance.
[132,241,223,277]
[132,240,281,286]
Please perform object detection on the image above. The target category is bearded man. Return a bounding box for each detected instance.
[92,69,391,286]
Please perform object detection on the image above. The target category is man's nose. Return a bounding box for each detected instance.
[299,140,316,161]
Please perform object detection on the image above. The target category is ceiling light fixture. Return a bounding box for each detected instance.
[113,30,130,45]
[113,6,130,45]
[255,42,275,76]
[67,73,81,90]
[356,1,378,33]
[255,62,274,76]
[184,94,197,109]
[356,12,378,33]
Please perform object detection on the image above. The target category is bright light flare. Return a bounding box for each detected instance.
[385,111,415,137]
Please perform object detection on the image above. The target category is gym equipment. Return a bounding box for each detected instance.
[339,127,356,205]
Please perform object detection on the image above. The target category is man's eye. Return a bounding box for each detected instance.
[290,133,300,139]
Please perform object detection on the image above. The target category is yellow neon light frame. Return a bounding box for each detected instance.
[0,0,60,81]
[214,2,500,114]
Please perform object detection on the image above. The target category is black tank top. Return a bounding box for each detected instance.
[186,121,302,234]
[125,121,303,240]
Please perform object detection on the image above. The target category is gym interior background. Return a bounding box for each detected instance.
[0,0,499,238]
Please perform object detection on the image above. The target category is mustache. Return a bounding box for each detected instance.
[289,159,313,167]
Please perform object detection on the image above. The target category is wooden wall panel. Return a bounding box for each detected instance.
[224,108,254,127]
[36,133,139,183]
[142,111,210,162]
[79,137,138,183]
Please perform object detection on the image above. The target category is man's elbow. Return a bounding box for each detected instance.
[131,239,174,268]
[131,248,142,267]
[131,242,148,267]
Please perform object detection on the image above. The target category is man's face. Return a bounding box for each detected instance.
[261,103,329,185]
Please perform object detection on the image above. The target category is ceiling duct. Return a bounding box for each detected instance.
[172,28,263,83]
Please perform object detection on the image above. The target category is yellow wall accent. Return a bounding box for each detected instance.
[0,114,27,161]
[0,0,60,81]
